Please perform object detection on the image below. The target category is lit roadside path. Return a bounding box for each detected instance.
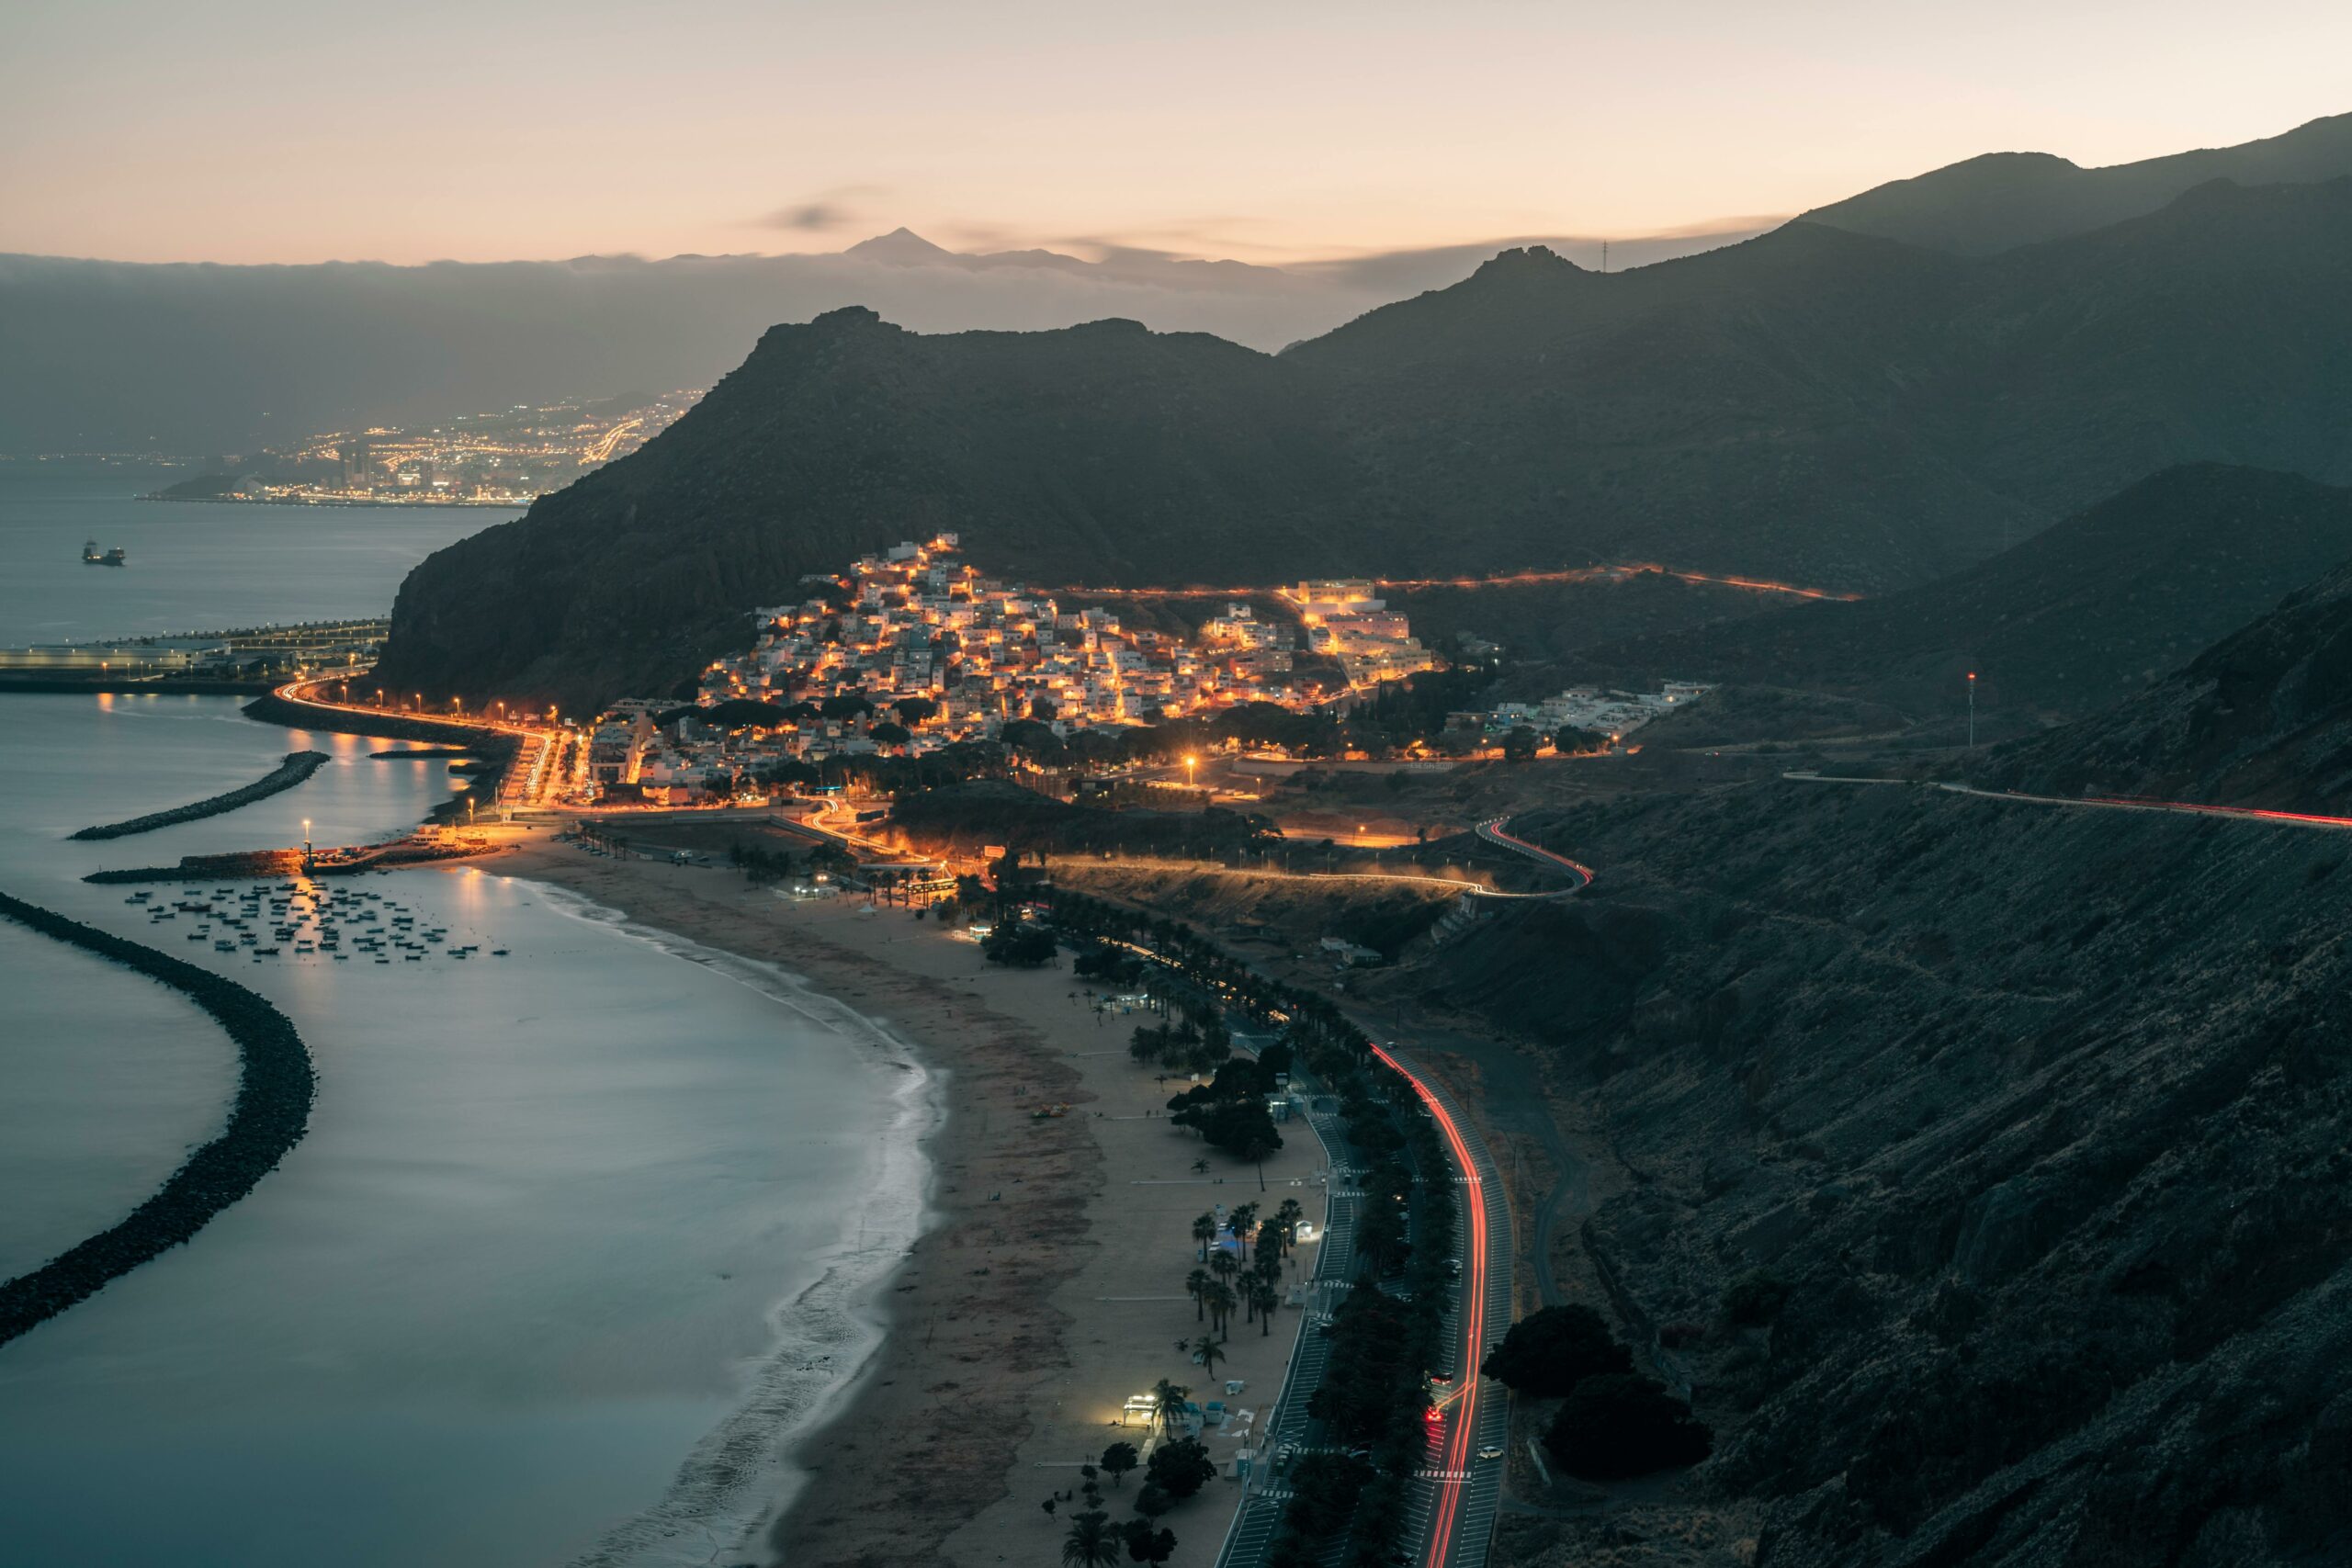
[1784,772,2352,832]
[1211,1082,1360,1568]
[270,675,563,808]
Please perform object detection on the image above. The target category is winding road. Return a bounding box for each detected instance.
[1474,817,1594,890]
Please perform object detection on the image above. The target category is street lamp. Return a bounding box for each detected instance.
[1967,671,1977,748]
[1184,753,1198,790]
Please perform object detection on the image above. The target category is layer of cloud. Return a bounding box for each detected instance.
[753,185,889,233]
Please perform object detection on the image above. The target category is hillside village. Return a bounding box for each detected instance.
[582,536,1705,804]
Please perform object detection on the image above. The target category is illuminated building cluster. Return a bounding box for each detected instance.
[208,391,702,507]
[695,537,1395,739]
[1278,580,1436,685]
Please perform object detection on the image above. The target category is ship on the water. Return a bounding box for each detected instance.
[81,539,127,567]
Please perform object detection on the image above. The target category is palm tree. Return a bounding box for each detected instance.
[1242,1131,1274,1190]
[1149,1378,1189,1434]
[1275,1200,1303,1256]
[1203,1281,1236,1339]
[1195,1334,1227,1385]
[1185,1267,1212,1322]
[1191,1212,1217,1262]
[1061,1510,1120,1568]
[1253,1280,1280,1335]
[1209,1248,1240,1288]
[1228,1203,1259,1259]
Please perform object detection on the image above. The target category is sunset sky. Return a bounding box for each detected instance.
[6,0,2346,267]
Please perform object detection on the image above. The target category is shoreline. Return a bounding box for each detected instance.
[496,833,1105,1567]
[523,882,944,1567]
[495,827,1332,1568]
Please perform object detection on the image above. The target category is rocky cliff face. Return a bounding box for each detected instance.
[1436,777,2352,1564]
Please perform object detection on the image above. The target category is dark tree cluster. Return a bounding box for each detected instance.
[1480,1303,1633,1396]
[1544,1373,1714,1478]
[1130,1006,1235,1077]
[1165,1055,1283,1163]
[981,919,1058,968]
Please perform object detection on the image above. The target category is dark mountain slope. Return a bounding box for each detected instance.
[377,179,2352,708]
[1284,227,2030,591]
[376,309,1363,703]
[1803,110,2352,254]
[1947,179,2352,508]
[1985,546,2352,814]
[1559,466,2352,717]
[1287,181,2352,588]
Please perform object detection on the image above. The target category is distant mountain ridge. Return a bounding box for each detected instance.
[1804,110,2352,254]
[371,176,2352,708]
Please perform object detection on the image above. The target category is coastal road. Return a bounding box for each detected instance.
[1369,1042,1511,1568]
[271,676,564,809]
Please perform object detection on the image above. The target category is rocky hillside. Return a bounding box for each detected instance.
[376,178,2352,709]
[1983,548,2352,813]
[1555,465,2352,719]
[1429,771,2352,1567]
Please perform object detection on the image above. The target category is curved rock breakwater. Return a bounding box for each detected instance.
[69,750,330,840]
[0,890,315,1347]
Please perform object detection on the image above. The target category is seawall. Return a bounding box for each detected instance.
[70,750,330,840]
[0,890,315,1347]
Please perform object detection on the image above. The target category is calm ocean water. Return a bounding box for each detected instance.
[0,476,927,1567]
[0,464,509,645]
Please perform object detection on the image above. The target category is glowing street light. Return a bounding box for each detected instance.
[1967,671,1977,748]
[1183,753,1198,790]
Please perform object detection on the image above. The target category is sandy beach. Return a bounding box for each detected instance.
[499,829,1332,1568]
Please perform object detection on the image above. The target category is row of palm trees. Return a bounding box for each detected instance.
[1182,1198,1307,1339]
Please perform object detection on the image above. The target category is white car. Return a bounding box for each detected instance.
[1476,1446,1505,1461]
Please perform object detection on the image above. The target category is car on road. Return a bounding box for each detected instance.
[1477,1445,1505,1461]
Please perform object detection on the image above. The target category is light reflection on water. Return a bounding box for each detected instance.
[0,695,922,1567]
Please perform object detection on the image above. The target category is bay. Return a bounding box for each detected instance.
[0,476,924,1567]
[0,463,506,644]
